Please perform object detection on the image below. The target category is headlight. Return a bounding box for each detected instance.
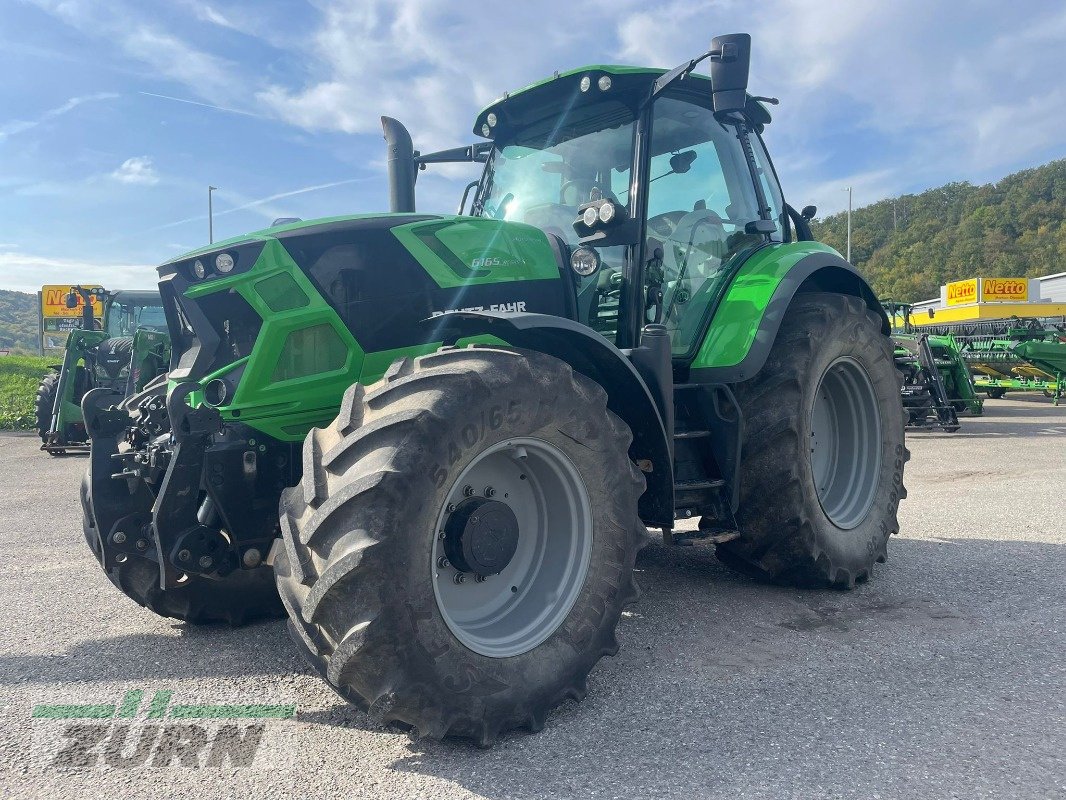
[570,246,601,277]
[192,259,206,279]
[486,112,497,127]
[579,75,591,92]
[481,123,491,137]
[582,206,599,227]
[597,75,612,92]
[598,201,616,224]
[215,253,235,273]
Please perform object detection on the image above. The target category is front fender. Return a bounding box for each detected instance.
[689,243,889,384]
[429,311,674,527]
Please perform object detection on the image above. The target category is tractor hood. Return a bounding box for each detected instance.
[156,213,573,435]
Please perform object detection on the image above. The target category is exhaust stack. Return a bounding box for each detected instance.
[381,116,416,213]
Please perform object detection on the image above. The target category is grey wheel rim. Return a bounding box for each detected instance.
[809,357,882,529]
[432,437,593,658]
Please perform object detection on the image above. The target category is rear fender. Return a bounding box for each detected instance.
[690,244,889,383]
[429,311,674,527]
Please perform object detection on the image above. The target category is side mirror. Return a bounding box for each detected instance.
[65,291,78,309]
[709,33,751,115]
[801,205,817,221]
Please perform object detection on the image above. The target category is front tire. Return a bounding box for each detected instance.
[34,372,59,443]
[275,346,644,745]
[79,473,285,625]
[717,293,907,588]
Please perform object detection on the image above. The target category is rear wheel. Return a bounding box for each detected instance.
[717,293,907,588]
[80,472,285,625]
[275,347,644,745]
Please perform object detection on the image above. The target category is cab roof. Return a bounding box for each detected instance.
[472,63,779,141]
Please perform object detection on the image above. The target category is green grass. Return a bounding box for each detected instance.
[0,355,53,430]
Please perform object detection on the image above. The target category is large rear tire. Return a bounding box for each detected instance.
[717,293,907,588]
[275,346,645,746]
[79,473,285,625]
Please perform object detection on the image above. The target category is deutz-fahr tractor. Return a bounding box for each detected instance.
[82,34,907,745]
[37,286,170,454]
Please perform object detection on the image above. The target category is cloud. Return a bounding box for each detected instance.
[0,251,156,293]
[0,92,118,140]
[111,156,159,186]
[25,1,240,104]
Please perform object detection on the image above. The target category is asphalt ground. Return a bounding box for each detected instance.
[0,394,1063,799]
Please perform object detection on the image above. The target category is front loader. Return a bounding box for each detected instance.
[36,287,170,454]
[82,33,906,745]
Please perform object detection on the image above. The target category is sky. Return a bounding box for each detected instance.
[1,0,1064,293]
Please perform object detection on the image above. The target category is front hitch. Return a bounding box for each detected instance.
[150,383,235,588]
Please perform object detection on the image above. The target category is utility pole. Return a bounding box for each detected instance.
[844,186,852,262]
[208,185,218,244]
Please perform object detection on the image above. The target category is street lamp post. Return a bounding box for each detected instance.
[208,185,218,244]
[843,186,853,263]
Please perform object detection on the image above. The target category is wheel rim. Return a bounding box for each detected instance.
[809,357,882,529]
[432,437,593,658]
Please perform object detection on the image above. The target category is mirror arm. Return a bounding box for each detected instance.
[646,50,717,106]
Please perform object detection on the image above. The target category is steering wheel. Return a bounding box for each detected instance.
[646,210,688,240]
[662,208,727,279]
[659,209,727,320]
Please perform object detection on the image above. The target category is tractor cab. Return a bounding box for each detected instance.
[468,61,787,358]
[105,290,168,338]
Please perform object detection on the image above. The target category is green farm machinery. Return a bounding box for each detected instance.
[81,35,907,745]
[918,317,1066,404]
[36,286,170,454]
[883,300,981,431]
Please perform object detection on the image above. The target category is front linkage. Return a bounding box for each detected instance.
[83,384,295,589]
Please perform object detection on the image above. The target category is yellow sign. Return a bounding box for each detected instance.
[945,278,978,306]
[40,285,104,319]
[981,277,1028,302]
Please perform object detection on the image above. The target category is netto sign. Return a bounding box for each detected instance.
[945,277,1029,306]
[945,278,978,306]
[981,277,1028,302]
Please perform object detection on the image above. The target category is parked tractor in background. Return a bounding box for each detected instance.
[883,300,981,431]
[36,286,170,454]
[82,34,907,745]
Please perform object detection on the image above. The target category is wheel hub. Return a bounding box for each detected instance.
[443,497,520,575]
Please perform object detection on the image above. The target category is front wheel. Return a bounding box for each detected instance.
[718,293,907,588]
[34,372,59,443]
[80,473,285,625]
[275,347,645,746]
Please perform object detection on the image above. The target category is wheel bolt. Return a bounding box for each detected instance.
[112,531,127,544]
[178,549,191,562]
[199,555,213,569]
[463,485,474,497]
[446,503,456,513]
[438,531,446,540]
[437,556,450,569]
[453,572,466,585]
[484,486,496,497]
[475,574,487,583]
[243,548,262,568]
[135,539,148,551]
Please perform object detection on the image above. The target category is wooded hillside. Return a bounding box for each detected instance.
[811,159,1066,301]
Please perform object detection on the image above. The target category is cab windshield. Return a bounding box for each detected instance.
[106,302,168,338]
[475,99,637,341]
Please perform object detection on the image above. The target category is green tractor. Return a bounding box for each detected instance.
[36,286,170,454]
[82,35,906,745]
